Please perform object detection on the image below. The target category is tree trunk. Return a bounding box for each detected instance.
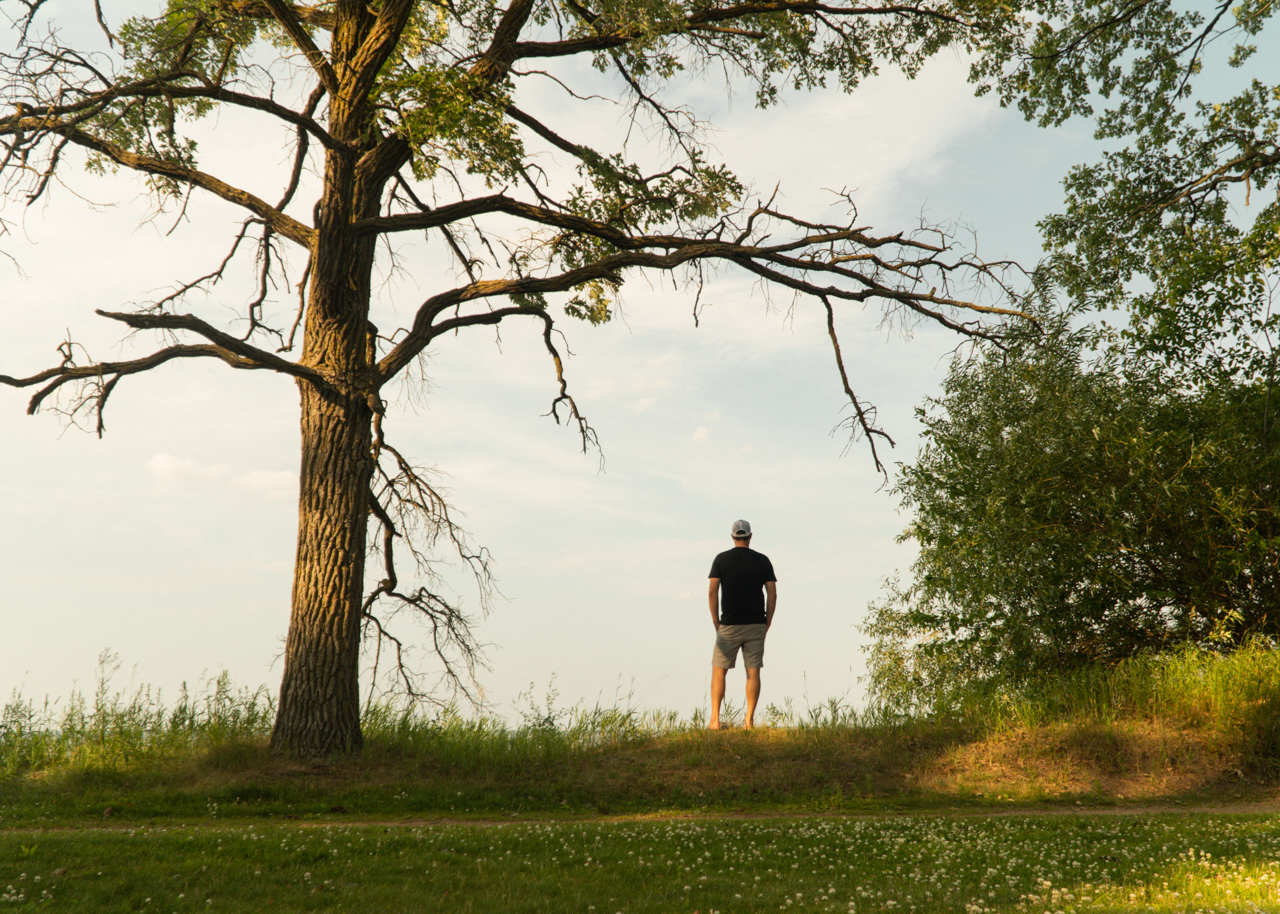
[267,15,407,754]
[269,381,374,756]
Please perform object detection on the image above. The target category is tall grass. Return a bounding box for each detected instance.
[1,651,884,781]
[10,644,1280,782]
[359,700,690,773]
[951,640,1280,768]
[0,652,274,777]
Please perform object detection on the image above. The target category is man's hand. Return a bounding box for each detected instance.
[765,581,777,630]
[709,577,721,630]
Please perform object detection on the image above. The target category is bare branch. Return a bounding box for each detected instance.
[0,80,341,151]
[2,341,271,428]
[93,309,330,384]
[92,0,116,48]
[822,294,894,475]
[259,0,338,96]
[361,427,496,708]
[536,311,599,458]
[45,126,314,246]
[392,174,481,283]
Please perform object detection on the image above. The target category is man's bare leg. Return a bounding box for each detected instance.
[710,667,727,730]
[744,668,761,728]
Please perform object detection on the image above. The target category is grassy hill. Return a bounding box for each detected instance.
[4,646,1280,825]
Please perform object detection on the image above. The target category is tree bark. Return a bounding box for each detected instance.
[269,114,387,755]
[269,381,374,756]
[266,2,422,756]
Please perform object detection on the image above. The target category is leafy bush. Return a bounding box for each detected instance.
[865,309,1280,711]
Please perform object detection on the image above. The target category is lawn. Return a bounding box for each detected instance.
[4,813,1280,912]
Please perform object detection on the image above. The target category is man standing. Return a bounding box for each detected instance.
[708,519,777,729]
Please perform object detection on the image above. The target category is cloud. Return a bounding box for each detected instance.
[146,454,296,500]
[691,426,710,442]
[146,453,229,487]
[636,397,657,412]
[229,470,298,501]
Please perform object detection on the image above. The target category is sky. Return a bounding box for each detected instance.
[0,2,1107,723]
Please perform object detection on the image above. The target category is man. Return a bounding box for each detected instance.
[707,519,777,729]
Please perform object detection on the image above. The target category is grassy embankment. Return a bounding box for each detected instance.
[3,645,1280,825]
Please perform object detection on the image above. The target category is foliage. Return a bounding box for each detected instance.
[862,310,1280,711]
[861,0,1280,728]
[1024,0,1279,392]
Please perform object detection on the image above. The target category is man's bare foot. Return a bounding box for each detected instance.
[708,720,722,730]
[743,721,754,729]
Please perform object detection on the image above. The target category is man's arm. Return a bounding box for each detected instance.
[765,581,777,630]
[708,578,721,630]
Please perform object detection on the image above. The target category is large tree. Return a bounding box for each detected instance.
[0,0,1027,756]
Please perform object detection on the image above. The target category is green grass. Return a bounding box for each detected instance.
[6,647,1280,827]
[5,815,1280,912]
[955,642,1280,760]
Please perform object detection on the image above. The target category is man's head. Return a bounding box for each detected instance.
[731,519,752,545]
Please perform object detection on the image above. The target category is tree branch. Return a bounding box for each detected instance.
[42,125,315,247]
[535,310,599,458]
[93,309,332,385]
[345,0,415,106]
[260,0,339,96]
[822,293,894,475]
[374,216,1025,384]
[507,0,995,63]
[361,431,495,708]
[2,342,277,431]
[469,0,539,86]
[216,0,336,30]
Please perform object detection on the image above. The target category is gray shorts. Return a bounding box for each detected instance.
[712,623,767,669]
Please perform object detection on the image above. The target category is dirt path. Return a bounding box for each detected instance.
[329,799,1280,828]
[10,800,1280,835]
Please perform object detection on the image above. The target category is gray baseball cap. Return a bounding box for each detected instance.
[731,519,752,539]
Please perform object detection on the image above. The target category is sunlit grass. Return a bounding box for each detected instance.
[0,651,872,785]
[958,642,1280,762]
[5,815,1280,912]
[5,647,1280,825]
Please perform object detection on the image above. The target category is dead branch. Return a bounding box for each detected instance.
[27,125,315,245]
[822,293,895,475]
[259,0,338,95]
[536,310,600,458]
[360,426,496,708]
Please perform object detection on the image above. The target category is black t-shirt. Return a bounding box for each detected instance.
[709,547,777,625]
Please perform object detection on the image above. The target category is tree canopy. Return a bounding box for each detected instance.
[1034,0,1278,388]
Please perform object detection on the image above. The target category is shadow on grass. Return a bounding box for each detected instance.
[4,717,1274,827]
